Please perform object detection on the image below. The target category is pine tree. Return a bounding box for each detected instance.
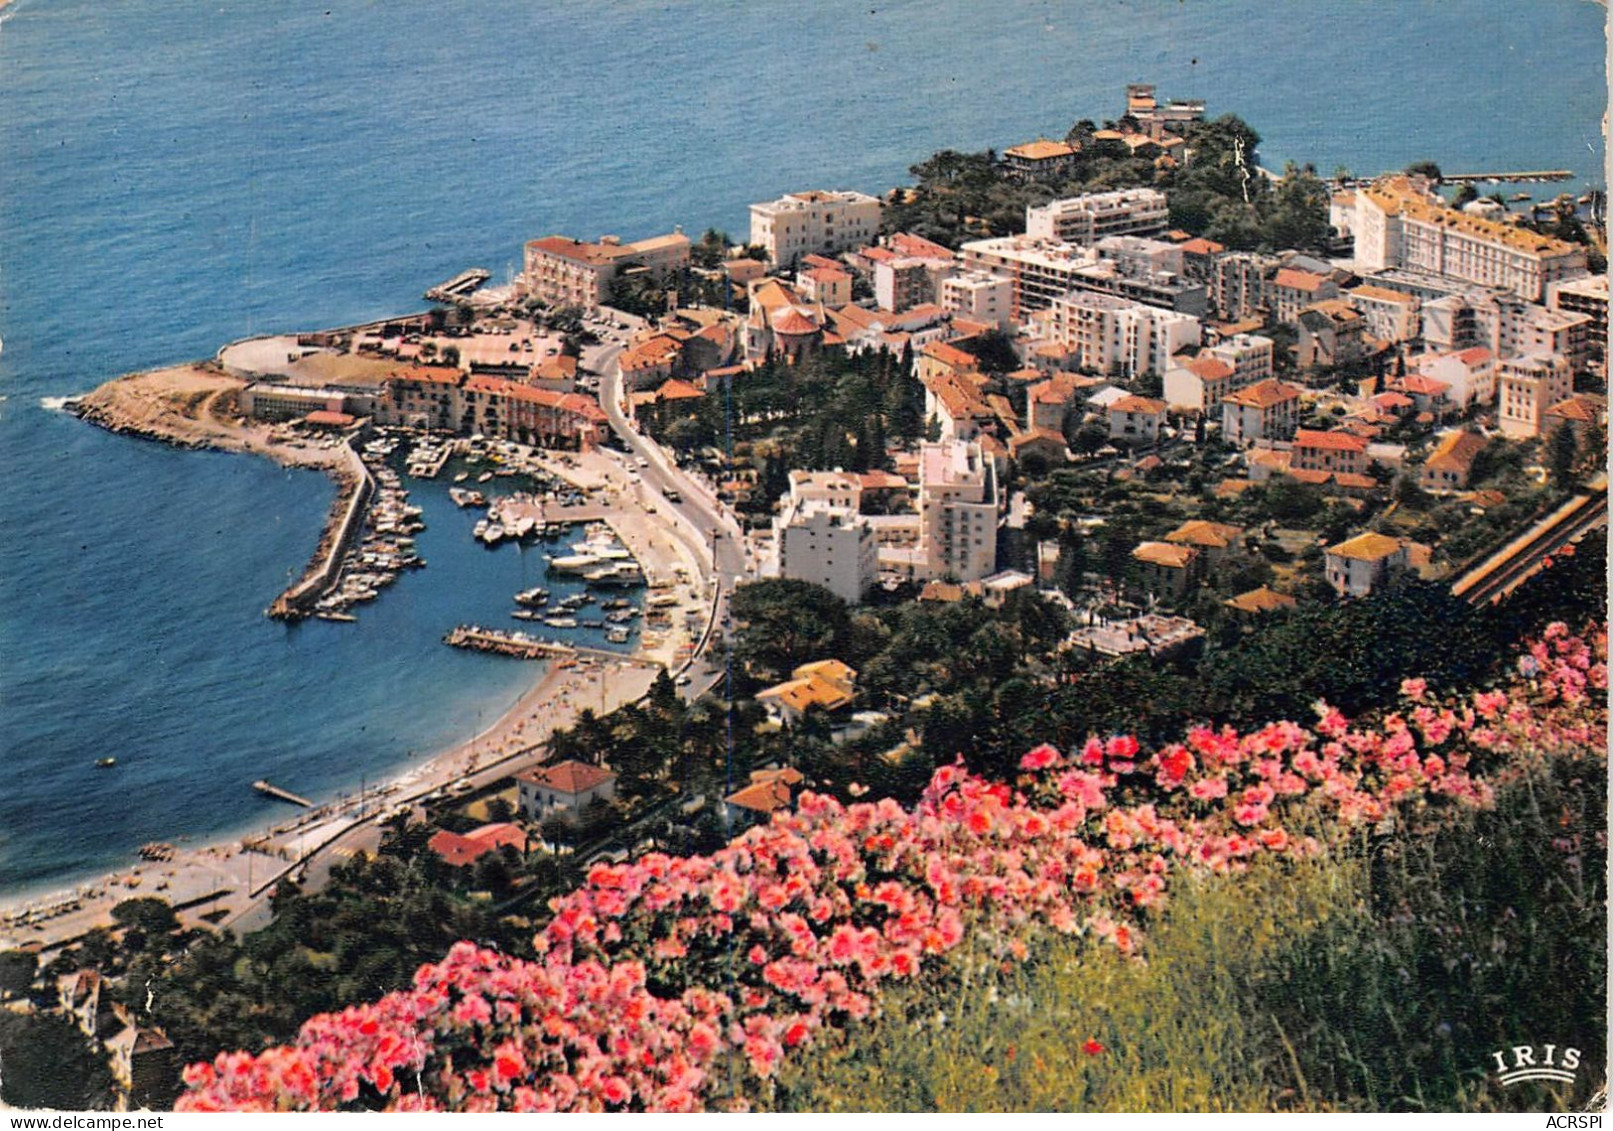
[1548,423,1580,490]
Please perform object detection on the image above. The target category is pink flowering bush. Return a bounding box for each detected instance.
[178,624,1607,1112]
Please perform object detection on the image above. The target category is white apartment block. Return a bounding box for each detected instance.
[1412,348,1497,408]
[1497,354,1574,440]
[918,440,999,583]
[1204,332,1275,387]
[1420,289,1591,373]
[1550,273,1607,370]
[1354,177,1587,302]
[749,190,882,268]
[1345,284,1421,342]
[773,500,878,605]
[960,235,1091,318]
[1025,188,1169,246]
[940,270,1013,328]
[1046,290,1201,379]
[1495,298,1591,374]
[786,469,863,512]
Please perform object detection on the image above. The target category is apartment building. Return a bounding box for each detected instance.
[1345,284,1421,342]
[1167,330,1278,411]
[1411,347,1497,408]
[1354,176,1587,301]
[959,235,1090,317]
[1497,353,1574,439]
[522,230,690,309]
[918,440,999,583]
[873,257,933,312]
[376,368,606,448]
[940,271,1014,328]
[1292,429,1369,475]
[1220,378,1304,445]
[1270,267,1340,325]
[1550,272,1607,371]
[1107,394,1169,443]
[1295,300,1367,370]
[1208,251,1280,321]
[1045,290,1201,379]
[749,189,883,268]
[774,500,879,605]
[1024,187,1170,245]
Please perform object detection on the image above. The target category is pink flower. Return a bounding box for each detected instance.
[1020,744,1062,771]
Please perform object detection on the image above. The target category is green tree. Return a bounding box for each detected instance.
[730,580,853,684]
[111,897,179,939]
[0,1011,114,1110]
[0,950,36,998]
[1548,423,1580,490]
[691,228,731,270]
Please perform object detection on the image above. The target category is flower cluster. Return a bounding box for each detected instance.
[178,624,1606,1112]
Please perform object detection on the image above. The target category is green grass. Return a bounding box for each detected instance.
[765,763,1605,1112]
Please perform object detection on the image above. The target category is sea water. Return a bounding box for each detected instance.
[0,0,1603,894]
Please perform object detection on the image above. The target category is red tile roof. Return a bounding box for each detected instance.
[1294,428,1368,452]
[887,232,957,260]
[526,236,616,265]
[389,364,465,386]
[1223,378,1303,409]
[428,823,529,868]
[922,341,980,370]
[1399,374,1451,396]
[653,378,705,401]
[1183,356,1235,381]
[1110,395,1168,415]
[772,309,822,336]
[1274,268,1330,293]
[519,759,615,795]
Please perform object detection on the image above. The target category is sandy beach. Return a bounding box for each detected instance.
[3,362,712,952]
[0,645,661,953]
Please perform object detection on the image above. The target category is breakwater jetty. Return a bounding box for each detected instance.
[269,438,373,621]
[1440,170,1573,184]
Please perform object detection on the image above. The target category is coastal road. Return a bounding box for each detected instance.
[587,314,748,700]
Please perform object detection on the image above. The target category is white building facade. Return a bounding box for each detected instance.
[749,190,882,268]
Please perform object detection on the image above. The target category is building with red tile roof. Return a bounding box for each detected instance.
[427,823,530,868]
[1221,377,1304,445]
[522,230,690,309]
[516,760,616,821]
[1292,428,1369,475]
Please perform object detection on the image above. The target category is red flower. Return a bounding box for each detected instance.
[1082,1039,1106,1056]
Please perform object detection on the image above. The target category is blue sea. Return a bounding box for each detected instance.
[0,0,1604,896]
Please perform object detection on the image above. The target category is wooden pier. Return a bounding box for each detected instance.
[253,780,314,807]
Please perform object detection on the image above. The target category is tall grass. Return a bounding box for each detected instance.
[768,762,1604,1112]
